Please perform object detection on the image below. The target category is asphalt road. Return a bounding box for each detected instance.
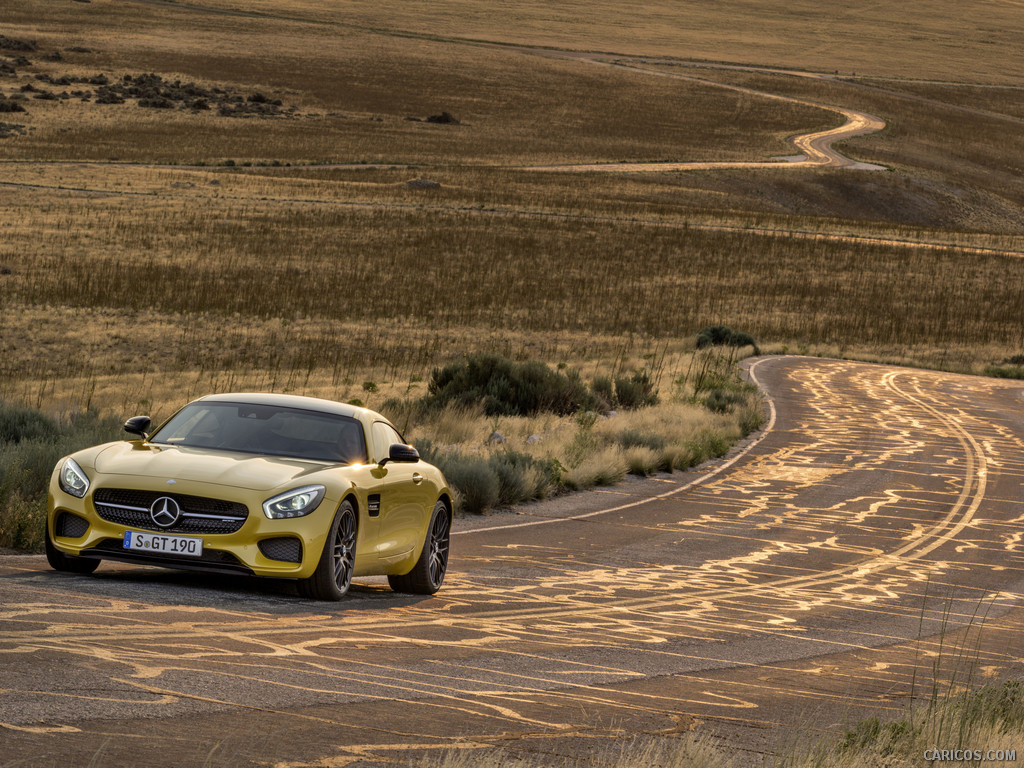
[2,357,1024,767]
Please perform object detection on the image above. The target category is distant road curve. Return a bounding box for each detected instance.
[524,53,887,173]
[62,0,888,175]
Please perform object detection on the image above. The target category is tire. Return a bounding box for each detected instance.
[388,500,450,595]
[45,527,100,574]
[297,500,357,601]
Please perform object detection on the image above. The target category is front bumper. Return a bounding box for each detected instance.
[48,479,337,579]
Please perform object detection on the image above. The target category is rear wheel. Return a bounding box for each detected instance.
[388,500,450,595]
[297,500,357,601]
[45,527,100,574]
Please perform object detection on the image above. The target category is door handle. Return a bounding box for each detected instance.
[412,473,424,484]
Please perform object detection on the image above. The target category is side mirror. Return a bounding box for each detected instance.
[124,416,152,440]
[379,443,419,466]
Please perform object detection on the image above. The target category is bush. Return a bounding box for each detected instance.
[440,456,500,513]
[0,403,122,551]
[417,439,563,514]
[0,402,57,444]
[615,429,666,452]
[0,492,45,551]
[565,410,599,469]
[701,389,746,414]
[563,446,627,489]
[686,428,731,466]
[488,449,557,506]
[695,325,759,353]
[614,370,659,409]
[425,354,599,417]
[622,446,662,476]
[738,397,765,436]
[592,375,614,409]
[416,439,499,513]
[985,364,1024,380]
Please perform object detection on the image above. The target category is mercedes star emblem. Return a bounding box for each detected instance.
[150,496,182,529]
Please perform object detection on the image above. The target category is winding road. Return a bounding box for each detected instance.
[526,54,886,172]
[2,357,1024,766]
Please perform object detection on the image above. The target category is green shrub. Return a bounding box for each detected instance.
[686,428,731,465]
[613,370,659,409]
[738,397,765,436]
[487,449,558,506]
[425,354,599,417]
[0,492,45,552]
[622,446,662,476]
[695,325,759,353]
[838,716,911,757]
[592,375,615,409]
[984,364,1024,380]
[441,456,500,513]
[416,439,504,513]
[615,429,666,452]
[565,410,599,469]
[955,679,1024,730]
[0,403,122,551]
[0,402,57,444]
[702,389,745,414]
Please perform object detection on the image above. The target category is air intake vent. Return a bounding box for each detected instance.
[258,537,303,563]
[56,512,89,538]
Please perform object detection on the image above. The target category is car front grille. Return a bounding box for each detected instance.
[93,488,249,534]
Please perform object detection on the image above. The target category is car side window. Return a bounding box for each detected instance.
[333,419,368,464]
[371,421,404,463]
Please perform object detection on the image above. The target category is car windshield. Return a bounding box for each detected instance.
[150,402,368,464]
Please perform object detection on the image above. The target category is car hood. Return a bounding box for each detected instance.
[92,442,333,492]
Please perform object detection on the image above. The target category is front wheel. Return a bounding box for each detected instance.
[388,500,450,595]
[298,500,357,601]
[45,527,100,574]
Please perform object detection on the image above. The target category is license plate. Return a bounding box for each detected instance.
[123,531,203,557]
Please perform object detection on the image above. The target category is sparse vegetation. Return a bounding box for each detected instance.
[423,354,600,417]
[984,355,1024,380]
[696,325,760,354]
[0,402,121,551]
[420,679,1024,768]
[0,349,759,530]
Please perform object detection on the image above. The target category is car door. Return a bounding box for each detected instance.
[369,421,428,564]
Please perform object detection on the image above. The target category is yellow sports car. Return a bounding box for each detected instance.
[46,393,452,600]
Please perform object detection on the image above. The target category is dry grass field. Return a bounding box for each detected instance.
[0,0,1021,420]
[0,0,1021,415]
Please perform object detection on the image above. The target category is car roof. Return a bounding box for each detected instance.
[193,392,379,423]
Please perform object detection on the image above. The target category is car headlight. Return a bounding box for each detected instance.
[58,458,90,498]
[263,485,326,519]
